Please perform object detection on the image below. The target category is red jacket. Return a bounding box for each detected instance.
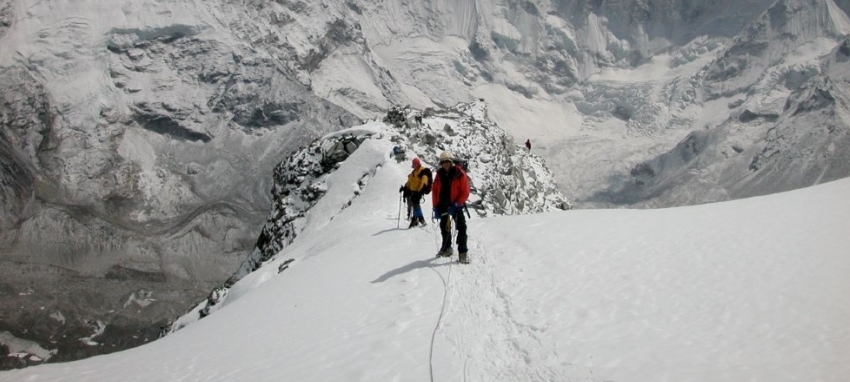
[432,165,470,210]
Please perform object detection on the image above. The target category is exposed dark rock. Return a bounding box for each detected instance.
[104,266,167,282]
[738,109,779,123]
[301,19,359,72]
[521,1,539,16]
[749,154,762,171]
[612,105,633,121]
[0,68,52,230]
[506,82,536,99]
[468,40,490,61]
[0,141,34,230]
[532,54,577,93]
[278,258,294,273]
[630,163,655,178]
[275,0,307,13]
[705,56,748,82]
[767,1,788,31]
[0,283,13,297]
[106,25,200,52]
[231,100,308,129]
[491,31,519,52]
[680,132,705,161]
[728,99,745,109]
[345,0,362,15]
[790,86,836,116]
[383,106,407,127]
[479,70,494,82]
[0,0,13,39]
[199,286,228,318]
[270,11,294,27]
[131,108,212,143]
[838,39,850,58]
[590,0,604,12]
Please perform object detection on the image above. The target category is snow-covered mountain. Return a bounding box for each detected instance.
[2,0,850,367]
[0,133,847,382]
[579,0,850,206]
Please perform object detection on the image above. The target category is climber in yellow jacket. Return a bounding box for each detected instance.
[400,158,430,228]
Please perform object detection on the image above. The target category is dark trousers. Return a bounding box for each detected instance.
[408,194,423,219]
[439,209,467,253]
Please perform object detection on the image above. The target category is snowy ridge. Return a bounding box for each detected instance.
[166,100,570,332]
[2,143,848,382]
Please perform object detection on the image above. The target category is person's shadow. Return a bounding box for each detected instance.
[371,227,408,236]
[371,258,450,283]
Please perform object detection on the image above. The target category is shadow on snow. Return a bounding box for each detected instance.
[371,258,450,283]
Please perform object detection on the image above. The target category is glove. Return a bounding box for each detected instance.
[448,202,460,215]
[399,185,405,193]
[432,207,439,220]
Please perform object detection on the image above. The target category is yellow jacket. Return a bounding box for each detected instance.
[406,167,428,193]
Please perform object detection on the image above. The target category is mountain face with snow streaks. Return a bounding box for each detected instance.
[584,0,850,207]
[0,0,365,368]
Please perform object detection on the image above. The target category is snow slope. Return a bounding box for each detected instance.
[2,129,847,382]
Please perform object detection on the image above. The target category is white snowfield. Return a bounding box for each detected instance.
[2,135,848,382]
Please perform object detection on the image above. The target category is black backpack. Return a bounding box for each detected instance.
[453,158,469,173]
[420,167,434,194]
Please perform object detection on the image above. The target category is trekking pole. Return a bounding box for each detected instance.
[432,209,439,249]
[397,193,402,228]
[451,213,457,258]
[443,212,453,258]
